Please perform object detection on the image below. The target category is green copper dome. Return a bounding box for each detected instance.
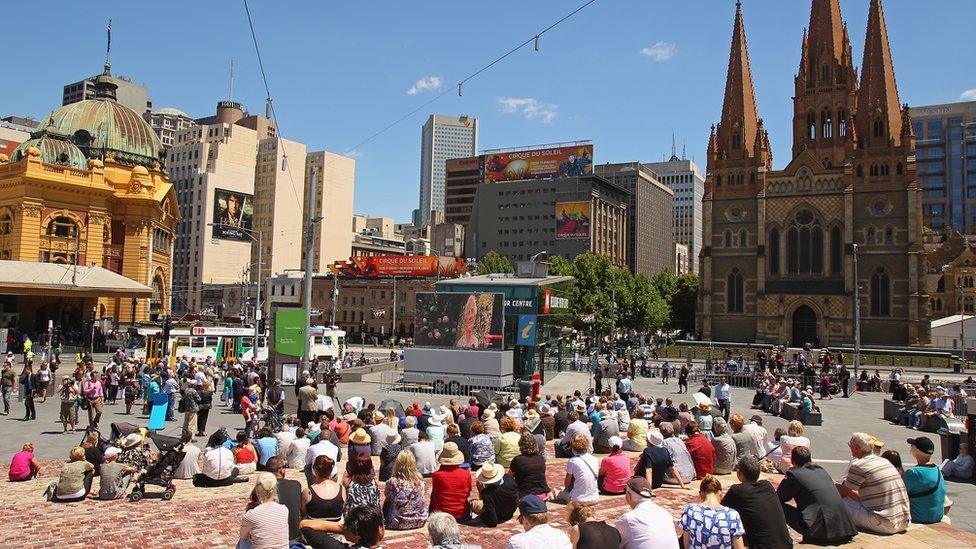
[37,94,163,167]
[11,134,88,169]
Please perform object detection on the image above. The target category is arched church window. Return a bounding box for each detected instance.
[839,109,848,136]
[749,172,756,185]
[716,175,722,188]
[873,118,883,138]
[822,110,833,138]
[822,64,830,85]
[727,269,744,313]
[856,165,863,178]
[896,163,903,175]
[870,268,891,316]
[732,132,741,150]
[935,298,943,312]
[881,163,889,176]
[786,209,823,275]
[866,227,876,245]
[829,226,842,274]
[724,230,732,248]
[884,226,893,245]
[807,112,816,140]
[0,212,11,235]
[739,229,747,248]
[769,229,780,275]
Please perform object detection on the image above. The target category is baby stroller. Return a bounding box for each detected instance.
[128,431,185,502]
[80,422,142,452]
[259,404,284,432]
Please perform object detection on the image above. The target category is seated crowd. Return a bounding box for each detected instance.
[11,378,964,549]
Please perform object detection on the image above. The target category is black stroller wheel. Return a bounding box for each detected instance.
[129,490,143,502]
[161,490,174,501]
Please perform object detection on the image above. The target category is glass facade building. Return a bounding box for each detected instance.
[910,101,976,232]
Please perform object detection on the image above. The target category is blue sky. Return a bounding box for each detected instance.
[3,1,973,221]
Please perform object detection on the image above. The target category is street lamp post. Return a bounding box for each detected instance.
[208,223,262,361]
[943,265,967,367]
[852,243,860,380]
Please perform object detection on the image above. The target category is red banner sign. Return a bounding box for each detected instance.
[329,255,468,278]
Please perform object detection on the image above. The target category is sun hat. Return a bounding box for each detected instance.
[428,414,443,426]
[505,409,520,419]
[349,428,371,445]
[476,462,504,485]
[540,403,553,416]
[104,446,121,459]
[342,412,357,421]
[372,410,385,421]
[750,414,764,425]
[647,430,665,447]
[437,442,464,465]
[122,432,144,448]
[386,430,402,444]
[482,409,495,421]
[692,392,711,407]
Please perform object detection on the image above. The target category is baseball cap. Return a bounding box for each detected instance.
[626,476,653,498]
[907,436,935,455]
[518,494,548,515]
[750,414,764,425]
[608,435,623,450]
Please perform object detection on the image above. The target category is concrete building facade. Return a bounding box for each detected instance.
[146,108,197,149]
[304,151,355,270]
[909,101,976,233]
[444,155,483,226]
[466,174,630,267]
[644,154,705,274]
[418,115,478,227]
[595,162,675,275]
[63,73,152,114]
[253,137,307,282]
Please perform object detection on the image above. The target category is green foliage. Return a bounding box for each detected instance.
[547,255,572,276]
[651,268,698,332]
[476,251,514,275]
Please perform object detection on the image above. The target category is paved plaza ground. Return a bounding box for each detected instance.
[2,370,976,547]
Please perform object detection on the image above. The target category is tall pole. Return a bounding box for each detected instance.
[852,243,861,379]
[330,277,338,327]
[302,169,317,369]
[391,276,397,346]
[959,283,966,367]
[254,229,262,361]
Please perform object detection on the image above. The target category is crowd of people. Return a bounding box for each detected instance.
[8,351,971,549]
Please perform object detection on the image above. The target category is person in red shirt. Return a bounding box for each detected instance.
[684,421,715,478]
[429,442,471,520]
[332,413,353,445]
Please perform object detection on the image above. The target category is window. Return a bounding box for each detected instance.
[896,162,903,175]
[769,229,780,275]
[822,110,833,138]
[739,229,747,247]
[866,227,876,245]
[830,226,842,274]
[883,226,893,245]
[0,212,10,235]
[967,297,975,313]
[873,118,883,138]
[856,165,863,178]
[724,231,732,247]
[935,298,943,312]
[839,109,848,136]
[732,132,741,150]
[46,216,78,238]
[786,209,823,275]
[870,269,891,316]
[727,269,744,313]
[807,112,816,140]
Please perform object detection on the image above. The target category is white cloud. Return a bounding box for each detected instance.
[498,97,558,123]
[407,76,442,96]
[961,89,976,101]
[641,41,677,61]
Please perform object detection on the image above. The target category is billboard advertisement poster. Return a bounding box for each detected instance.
[415,293,504,350]
[555,201,591,240]
[330,255,468,278]
[274,308,307,357]
[483,144,593,183]
[516,314,537,346]
[212,188,254,241]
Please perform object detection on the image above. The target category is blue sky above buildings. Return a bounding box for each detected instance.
[3,1,973,221]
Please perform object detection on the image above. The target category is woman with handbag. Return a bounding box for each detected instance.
[82,372,104,430]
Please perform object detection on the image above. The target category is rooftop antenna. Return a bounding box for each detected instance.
[671,131,676,158]
[682,140,686,160]
[229,59,235,101]
[103,19,112,74]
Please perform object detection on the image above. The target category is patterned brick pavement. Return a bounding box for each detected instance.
[3,445,976,548]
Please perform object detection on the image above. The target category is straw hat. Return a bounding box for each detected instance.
[428,414,443,426]
[476,462,504,485]
[481,409,495,421]
[349,428,371,445]
[372,410,385,421]
[438,442,464,465]
[122,433,144,449]
[386,430,402,444]
[342,412,357,422]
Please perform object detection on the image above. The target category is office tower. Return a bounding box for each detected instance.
[63,73,152,114]
[418,114,478,227]
[909,101,976,232]
[644,149,705,274]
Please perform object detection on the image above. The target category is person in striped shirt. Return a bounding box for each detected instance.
[836,432,910,535]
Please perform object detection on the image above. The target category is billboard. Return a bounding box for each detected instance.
[555,201,591,240]
[274,308,307,357]
[329,255,468,278]
[415,293,504,350]
[483,144,593,183]
[212,188,254,241]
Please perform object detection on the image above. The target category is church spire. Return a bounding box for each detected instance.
[806,0,845,70]
[856,0,902,147]
[716,0,760,159]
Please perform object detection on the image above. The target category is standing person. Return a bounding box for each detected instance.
[714,376,732,421]
[162,372,179,421]
[1,361,15,415]
[181,379,201,437]
[20,365,37,421]
[615,476,679,549]
[903,436,947,524]
[593,365,603,396]
[58,376,79,433]
[122,373,138,415]
[661,361,670,384]
[721,455,792,549]
[196,379,213,436]
[37,362,52,403]
[678,475,745,549]
[678,364,689,394]
[298,378,318,427]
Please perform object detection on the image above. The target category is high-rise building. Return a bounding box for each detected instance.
[698,0,928,346]
[909,101,976,232]
[644,152,705,274]
[594,162,674,275]
[444,155,483,226]
[145,108,197,148]
[253,137,307,282]
[418,114,478,227]
[167,102,262,315]
[63,73,152,114]
[351,215,407,256]
[304,151,355,270]
[466,174,629,267]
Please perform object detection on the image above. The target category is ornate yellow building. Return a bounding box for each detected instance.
[0,68,178,330]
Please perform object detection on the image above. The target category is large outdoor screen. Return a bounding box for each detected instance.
[212,188,254,241]
[415,293,504,350]
[482,144,593,183]
[555,201,591,240]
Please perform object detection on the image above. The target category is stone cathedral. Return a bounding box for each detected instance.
[697,0,929,347]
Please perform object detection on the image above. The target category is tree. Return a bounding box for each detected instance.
[625,274,670,333]
[547,255,572,276]
[650,268,698,333]
[476,251,514,275]
[567,253,617,332]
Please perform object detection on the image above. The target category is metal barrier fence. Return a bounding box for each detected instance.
[656,342,956,370]
[378,369,517,398]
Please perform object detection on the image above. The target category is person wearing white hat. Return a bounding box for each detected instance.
[599,435,630,495]
[635,430,688,490]
[97,446,136,500]
[427,414,446,453]
[469,461,519,526]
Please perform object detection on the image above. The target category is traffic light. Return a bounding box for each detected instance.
[89,307,96,325]
[258,318,266,335]
[162,316,173,341]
